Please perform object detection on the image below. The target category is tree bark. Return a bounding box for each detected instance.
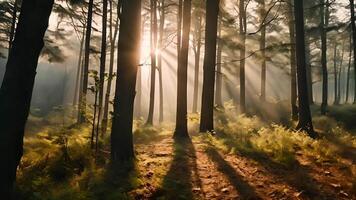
[192,7,202,113]
[333,42,338,104]
[147,0,158,125]
[320,0,328,115]
[174,0,191,138]
[158,0,165,123]
[111,0,141,162]
[215,16,223,108]
[200,0,220,132]
[260,0,266,101]
[346,33,352,103]
[294,0,316,137]
[239,0,246,114]
[350,0,356,104]
[0,0,54,197]
[288,0,298,120]
[80,0,95,122]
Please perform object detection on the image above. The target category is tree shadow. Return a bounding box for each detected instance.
[210,133,338,199]
[205,146,261,200]
[324,134,356,164]
[151,136,201,199]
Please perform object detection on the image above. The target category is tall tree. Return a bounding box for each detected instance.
[320,0,328,115]
[8,0,18,51]
[200,0,220,132]
[287,0,298,120]
[158,0,165,123]
[80,0,95,122]
[239,0,247,113]
[0,0,54,196]
[147,0,158,125]
[192,3,203,113]
[215,16,223,108]
[333,41,338,104]
[174,0,191,138]
[294,0,316,137]
[259,0,267,101]
[101,0,121,135]
[350,0,356,103]
[111,0,141,162]
[346,33,352,103]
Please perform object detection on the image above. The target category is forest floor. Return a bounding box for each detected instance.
[16,104,356,200]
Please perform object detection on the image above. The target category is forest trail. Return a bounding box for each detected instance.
[132,132,355,200]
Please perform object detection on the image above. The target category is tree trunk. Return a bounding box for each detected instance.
[95,0,108,150]
[346,34,352,103]
[101,0,121,135]
[73,29,85,108]
[294,0,316,137]
[305,40,314,104]
[147,0,158,125]
[80,0,94,122]
[215,16,223,108]
[200,0,220,132]
[177,0,183,67]
[192,8,202,113]
[158,0,165,123]
[8,0,18,51]
[174,0,191,138]
[288,0,298,120]
[350,0,356,104]
[260,0,266,101]
[333,42,338,104]
[320,0,328,115]
[239,0,246,114]
[0,0,54,197]
[111,0,141,162]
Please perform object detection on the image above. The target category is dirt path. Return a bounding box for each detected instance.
[132,134,355,200]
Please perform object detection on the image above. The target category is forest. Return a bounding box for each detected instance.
[0,0,355,199]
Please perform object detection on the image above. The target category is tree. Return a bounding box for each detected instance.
[287,0,298,120]
[8,0,18,51]
[215,16,223,108]
[259,0,267,101]
[174,0,191,138]
[192,2,203,113]
[158,0,166,123]
[350,0,356,104]
[0,0,54,196]
[346,33,352,102]
[239,0,247,113]
[80,0,94,122]
[294,0,316,138]
[111,0,141,162]
[320,0,329,115]
[147,0,158,125]
[200,0,220,132]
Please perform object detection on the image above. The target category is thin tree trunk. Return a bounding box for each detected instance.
[260,0,266,101]
[95,0,108,151]
[158,0,165,123]
[294,0,316,137]
[200,0,220,132]
[215,16,223,108]
[333,42,338,104]
[8,0,18,51]
[288,0,298,120]
[350,0,356,103]
[320,0,328,115]
[111,0,141,162]
[174,0,191,138]
[80,0,95,122]
[101,0,120,135]
[337,39,345,104]
[177,0,183,65]
[346,33,352,103]
[305,40,314,104]
[239,0,246,114]
[147,0,158,125]
[135,19,145,118]
[0,0,54,196]
[192,9,202,113]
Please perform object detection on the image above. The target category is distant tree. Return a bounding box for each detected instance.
[80,0,94,122]
[147,0,158,125]
[346,33,352,103]
[174,0,191,138]
[239,0,247,113]
[294,0,316,137]
[215,16,223,108]
[158,0,165,123]
[200,0,220,132]
[111,0,141,162]
[0,0,54,196]
[259,0,266,101]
